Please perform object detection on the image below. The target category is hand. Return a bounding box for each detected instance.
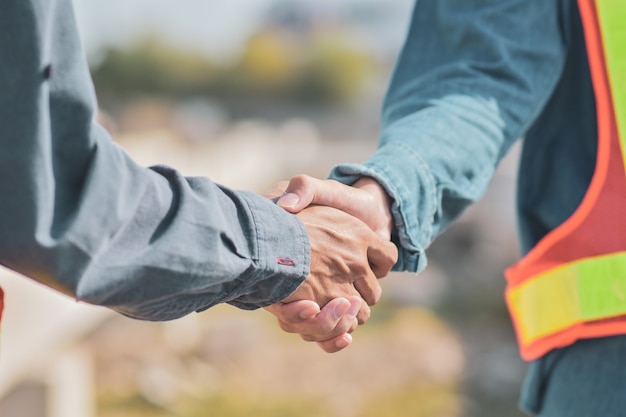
[263,176,397,352]
[265,296,362,353]
[286,204,397,320]
[276,175,394,240]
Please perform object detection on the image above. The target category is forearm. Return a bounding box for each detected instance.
[330,0,570,271]
[0,0,309,320]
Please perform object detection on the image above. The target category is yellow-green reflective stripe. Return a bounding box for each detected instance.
[509,252,626,345]
[597,0,626,163]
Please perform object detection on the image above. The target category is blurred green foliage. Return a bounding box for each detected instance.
[98,392,328,417]
[98,383,460,417]
[360,384,461,417]
[91,28,374,105]
[90,37,219,99]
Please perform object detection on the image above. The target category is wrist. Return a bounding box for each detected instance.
[352,176,394,240]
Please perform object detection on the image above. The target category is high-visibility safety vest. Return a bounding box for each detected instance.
[505,0,626,361]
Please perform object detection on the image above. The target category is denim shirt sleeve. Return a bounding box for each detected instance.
[330,0,570,272]
[0,0,309,320]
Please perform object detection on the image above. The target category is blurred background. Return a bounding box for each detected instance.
[0,1,527,416]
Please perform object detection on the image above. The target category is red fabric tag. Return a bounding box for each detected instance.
[277,258,295,267]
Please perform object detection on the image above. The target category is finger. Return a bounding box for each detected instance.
[344,296,363,330]
[278,174,362,213]
[299,315,356,341]
[356,301,371,325]
[313,297,363,352]
[269,298,354,336]
[316,333,353,353]
[264,299,320,323]
[299,298,360,341]
[353,268,382,306]
[264,180,289,200]
[278,175,395,242]
[367,239,399,278]
[276,174,318,212]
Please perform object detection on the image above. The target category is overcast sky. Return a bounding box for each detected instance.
[71,0,414,63]
[72,0,278,62]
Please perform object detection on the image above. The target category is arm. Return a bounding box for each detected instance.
[327,0,571,272]
[0,0,398,322]
[263,177,395,352]
[268,0,574,346]
[0,0,310,320]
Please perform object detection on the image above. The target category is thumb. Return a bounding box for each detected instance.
[264,180,289,200]
[276,174,321,212]
[277,175,369,221]
[264,299,321,320]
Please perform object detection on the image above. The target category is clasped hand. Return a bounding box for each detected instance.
[264,175,397,352]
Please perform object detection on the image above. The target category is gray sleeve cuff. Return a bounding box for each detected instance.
[224,191,310,310]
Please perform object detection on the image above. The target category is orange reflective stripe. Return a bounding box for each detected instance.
[505,0,626,361]
[506,0,620,287]
[515,316,626,362]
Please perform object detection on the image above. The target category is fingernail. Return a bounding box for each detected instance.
[277,193,299,209]
[333,299,350,321]
[346,300,361,319]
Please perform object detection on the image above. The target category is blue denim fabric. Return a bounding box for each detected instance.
[331,0,572,272]
[330,0,624,414]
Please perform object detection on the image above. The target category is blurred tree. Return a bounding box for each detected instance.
[304,32,373,102]
[90,28,375,106]
[238,29,296,87]
[92,37,218,101]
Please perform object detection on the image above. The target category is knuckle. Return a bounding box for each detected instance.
[363,294,375,306]
[290,174,312,189]
[386,246,399,264]
[357,307,371,324]
[352,261,368,276]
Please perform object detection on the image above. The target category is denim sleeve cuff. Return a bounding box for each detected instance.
[328,141,437,273]
[224,191,310,310]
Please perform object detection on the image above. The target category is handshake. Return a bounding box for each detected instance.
[263,174,398,353]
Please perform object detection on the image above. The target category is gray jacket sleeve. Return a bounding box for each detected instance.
[0,0,310,320]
